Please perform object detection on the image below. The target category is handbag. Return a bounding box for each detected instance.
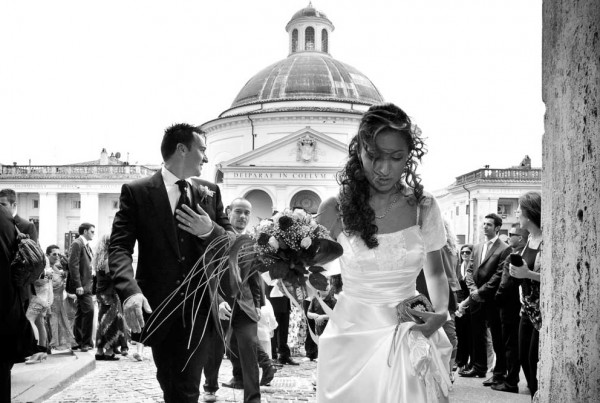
[396,294,434,324]
[388,294,435,367]
[10,226,46,287]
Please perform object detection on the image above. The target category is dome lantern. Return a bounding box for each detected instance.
[285,2,334,55]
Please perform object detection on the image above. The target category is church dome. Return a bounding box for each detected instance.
[226,3,384,112]
[231,52,384,108]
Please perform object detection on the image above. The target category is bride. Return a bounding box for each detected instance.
[316,103,452,402]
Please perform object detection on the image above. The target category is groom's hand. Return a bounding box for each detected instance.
[176,204,214,237]
[123,293,152,333]
[407,309,447,338]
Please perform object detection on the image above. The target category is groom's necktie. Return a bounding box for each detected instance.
[175,179,191,217]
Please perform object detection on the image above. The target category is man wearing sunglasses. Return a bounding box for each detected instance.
[493,224,529,393]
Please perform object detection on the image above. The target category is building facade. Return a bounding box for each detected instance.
[200,3,384,225]
[435,156,542,245]
[0,151,156,251]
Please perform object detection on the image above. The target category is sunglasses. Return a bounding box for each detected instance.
[461,251,472,255]
[508,233,519,237]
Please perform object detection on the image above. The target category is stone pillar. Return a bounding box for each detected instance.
[38,192,57,249]
[275,186,288,212]
[540,0,600,401]
[79,192,99,227]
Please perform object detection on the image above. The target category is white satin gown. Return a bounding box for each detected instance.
[317,197,453,403]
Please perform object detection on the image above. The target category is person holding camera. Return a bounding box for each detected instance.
[509,192,542,398]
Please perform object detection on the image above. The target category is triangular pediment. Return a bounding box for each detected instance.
[220,127,347,169]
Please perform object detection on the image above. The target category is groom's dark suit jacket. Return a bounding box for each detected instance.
[465,238,510,302]
[109,171,233,346]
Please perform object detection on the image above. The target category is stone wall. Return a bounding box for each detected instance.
[541,0,600,401]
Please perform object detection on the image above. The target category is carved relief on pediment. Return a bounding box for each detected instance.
[296,133,317,162]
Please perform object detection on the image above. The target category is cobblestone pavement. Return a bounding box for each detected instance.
[44,349,317,403]
[44,349,531,403]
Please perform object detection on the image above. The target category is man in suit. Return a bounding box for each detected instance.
[492,224,529,394]
[204,198,275,403]
[462,213,511,387]
[68,222,96,352]
[109,123,233,403]
[0,188,39,312]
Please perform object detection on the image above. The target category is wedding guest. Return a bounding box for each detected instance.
[463,213,511,388]
[492,224,529,394]
[0,188,38,312]
[46,245,76,351]
[94,235,124,361]
[0,205,36,401]
[509,191,542,398]
[316,103,452,402]
[69,222,96,352]
[208,197,275,403]
[455,244,474,375]
[25,263,54,363]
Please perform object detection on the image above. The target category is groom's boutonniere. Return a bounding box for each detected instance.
[198,185,215,204]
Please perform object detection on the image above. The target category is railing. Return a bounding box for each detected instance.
[455,168,542,185]
[0,165,157,179]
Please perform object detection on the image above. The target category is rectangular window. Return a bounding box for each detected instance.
[33,199,39,209]
[466,205,470,215]
[71,200,81,209]
[457,235,466,244]
[455,206,459,216]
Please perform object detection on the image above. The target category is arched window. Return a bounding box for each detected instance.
[321,29,328,53]
[305,27,315,50]
[292,29,298,53]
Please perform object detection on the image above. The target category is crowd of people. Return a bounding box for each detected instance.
[0,104,544,403]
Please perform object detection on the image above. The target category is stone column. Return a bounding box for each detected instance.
[79,192,99,227]
[540,0,600,400]
[38,192,58,249]
[275,186,288,212]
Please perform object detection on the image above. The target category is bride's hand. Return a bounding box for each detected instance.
[407,309,447,338]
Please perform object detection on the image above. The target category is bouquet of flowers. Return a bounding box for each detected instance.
[229,208,343,305]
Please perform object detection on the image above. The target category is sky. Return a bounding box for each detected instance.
[0,0,544,190]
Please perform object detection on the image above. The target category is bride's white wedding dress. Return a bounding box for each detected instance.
[317,195,452,403]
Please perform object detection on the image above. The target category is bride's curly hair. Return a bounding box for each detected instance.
[337,103,426,249]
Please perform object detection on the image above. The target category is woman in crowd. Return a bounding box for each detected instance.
[316,103,452,402]
[47,245,76,351]
[25,262,54,363]
[454,244,473,374]
[94,235,125,361]
[509,191,542,398]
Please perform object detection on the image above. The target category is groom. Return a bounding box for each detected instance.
[109,123,233,403]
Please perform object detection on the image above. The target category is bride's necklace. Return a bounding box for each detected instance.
[375,193,401,219]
